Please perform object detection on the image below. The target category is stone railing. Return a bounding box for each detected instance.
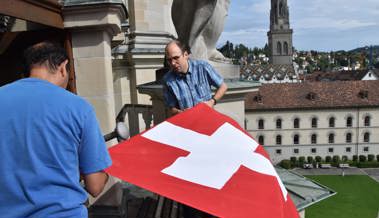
[116,104,153,137]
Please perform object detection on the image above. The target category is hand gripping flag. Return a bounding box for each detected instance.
[106,103,299,218]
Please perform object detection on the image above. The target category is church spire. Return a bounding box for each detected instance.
[268,0,293,65]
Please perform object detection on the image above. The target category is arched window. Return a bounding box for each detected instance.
[346,116,353,127]
[276,118,282,129]
[328,133,335,143]
[276,135,282,145]
[258,135,264,145]
[329,117,335,128]
[283,42,289,55]
[364,116,371,126]
[277,42,282,55]
[311,134,317,144]
[346,133,352,143]
[294,118,300,128]
[311,117,318,128]
[364,132,370,143]
[293,134,299,144]
[258,119,264,129]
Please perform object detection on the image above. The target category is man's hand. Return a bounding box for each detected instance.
[169,107,184,116]
[204,99,216,108]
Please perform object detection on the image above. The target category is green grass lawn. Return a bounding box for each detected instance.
[305,175,379,218]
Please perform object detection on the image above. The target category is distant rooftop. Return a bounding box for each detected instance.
[246,80,379,111]
[305,69,379,82]
[240,64,297,81]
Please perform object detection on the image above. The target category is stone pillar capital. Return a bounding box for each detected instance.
[62,2,128,36]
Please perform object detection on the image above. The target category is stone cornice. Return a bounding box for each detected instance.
[62,2,127,36]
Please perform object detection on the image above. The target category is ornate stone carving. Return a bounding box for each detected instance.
[171,0,230,61]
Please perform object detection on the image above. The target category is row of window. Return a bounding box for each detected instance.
[258,115,371,129]
[275,146,370,155]
[258,132,371,145]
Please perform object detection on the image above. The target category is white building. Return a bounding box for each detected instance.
[245,80,379,164]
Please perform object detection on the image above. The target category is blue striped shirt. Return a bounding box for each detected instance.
[163,59,224,110]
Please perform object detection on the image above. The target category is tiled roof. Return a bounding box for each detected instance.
[245,80,379,110]
[305,69,379,82]
[240,64,296,81]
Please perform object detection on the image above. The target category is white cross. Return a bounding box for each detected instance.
[142,121,288,200]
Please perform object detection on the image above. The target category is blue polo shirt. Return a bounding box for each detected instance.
[0,78,112,218]
[163,59,223,110]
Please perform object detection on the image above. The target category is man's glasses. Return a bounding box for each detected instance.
[166,54,183,63]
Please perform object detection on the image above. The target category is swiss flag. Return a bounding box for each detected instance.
[106,103,299,218]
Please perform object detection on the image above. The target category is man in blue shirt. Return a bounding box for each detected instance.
[0,42,111,218]
[163,40,228,115]
[163,40,227,217]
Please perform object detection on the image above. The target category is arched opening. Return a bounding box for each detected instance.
[258,135,264,145]
[276,118,282,129]
[276,135,282,145]
[329,117,335,127]
[294,118,300,128]
[283,41,289,55]
[311,134,317,144]
[258,119,264,129]
[277,41,282,55]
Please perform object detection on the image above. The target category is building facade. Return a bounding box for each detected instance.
[245,81,379,163]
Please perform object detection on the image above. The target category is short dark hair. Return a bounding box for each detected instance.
[23,41,69,74]
[166,40,191,54]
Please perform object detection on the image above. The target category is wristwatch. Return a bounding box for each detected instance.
[212,97,217,105]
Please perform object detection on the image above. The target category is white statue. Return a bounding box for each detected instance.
[172,0,231,61]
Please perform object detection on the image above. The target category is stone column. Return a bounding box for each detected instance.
[124,0,176,105]
[63,2,128,136]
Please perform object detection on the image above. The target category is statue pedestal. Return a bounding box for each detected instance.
[209,60,240,79]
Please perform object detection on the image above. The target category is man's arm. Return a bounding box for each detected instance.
[205,82,228,107]
[79,107,112,197]
[83,171,109,197]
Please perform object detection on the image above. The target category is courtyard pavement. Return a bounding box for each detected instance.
[291,167,379,183]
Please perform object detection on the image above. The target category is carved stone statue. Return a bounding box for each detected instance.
[172,0,230,61]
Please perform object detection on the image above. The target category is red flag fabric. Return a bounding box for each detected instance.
[106,103,299,218]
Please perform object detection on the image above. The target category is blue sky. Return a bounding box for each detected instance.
[218,0,379,51]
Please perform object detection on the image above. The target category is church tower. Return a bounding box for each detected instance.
[267,0,293,65]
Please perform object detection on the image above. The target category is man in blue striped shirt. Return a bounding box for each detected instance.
[163,40,227,217]
[163,40,228,115]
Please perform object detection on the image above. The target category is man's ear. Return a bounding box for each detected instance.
[59,60,69,78]
[183,51,189,58]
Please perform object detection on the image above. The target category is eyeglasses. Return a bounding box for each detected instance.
[166,54,183,63]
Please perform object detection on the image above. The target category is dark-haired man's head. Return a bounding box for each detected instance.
[23,42,70,88]
[165,40,190,74]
